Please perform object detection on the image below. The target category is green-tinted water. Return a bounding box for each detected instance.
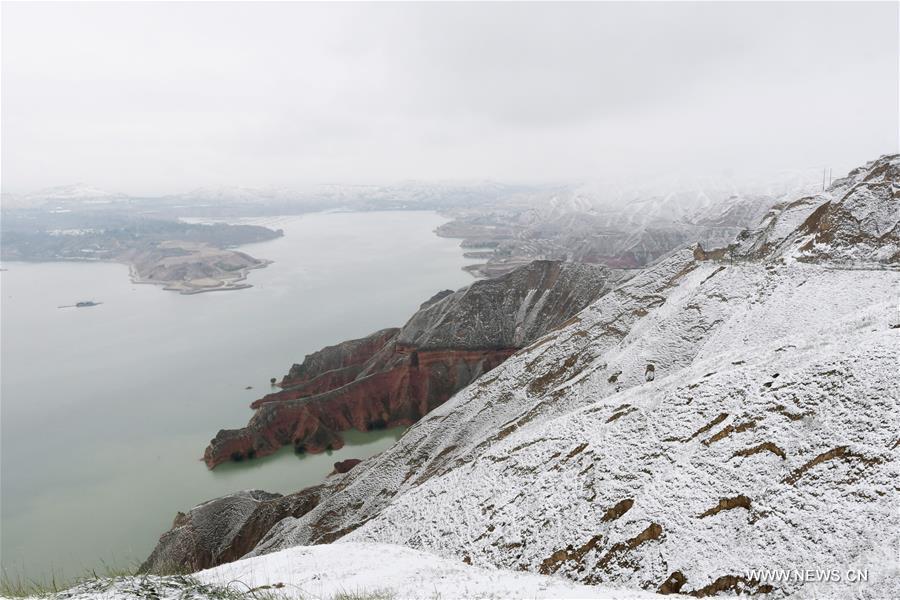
[0,211,473,583]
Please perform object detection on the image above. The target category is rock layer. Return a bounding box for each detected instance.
[140,488,323,573]
[203,260,615,469]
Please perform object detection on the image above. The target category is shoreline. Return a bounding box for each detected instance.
[5,209,482,289]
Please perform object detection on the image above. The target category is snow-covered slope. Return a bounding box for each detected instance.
[236,155,899,598]
[333,262,898,597]
[199,542,675,599]
[32,543,677,599]
[730,154,899,264]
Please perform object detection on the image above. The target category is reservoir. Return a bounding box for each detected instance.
[0,211,473,583]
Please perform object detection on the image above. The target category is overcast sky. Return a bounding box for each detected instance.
[2,2,897,195]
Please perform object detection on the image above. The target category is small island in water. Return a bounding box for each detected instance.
[57,300,103,309]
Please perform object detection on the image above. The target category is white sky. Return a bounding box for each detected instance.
[2,2,898,195]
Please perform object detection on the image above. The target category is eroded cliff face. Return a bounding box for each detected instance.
[202,260,615,469]
[278,328,400,391]
[140,488,323,573]
[203,346,517,468]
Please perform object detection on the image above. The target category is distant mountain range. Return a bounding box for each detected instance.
[3,169,824,212]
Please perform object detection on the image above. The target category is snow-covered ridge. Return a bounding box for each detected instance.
[730,153,899,264]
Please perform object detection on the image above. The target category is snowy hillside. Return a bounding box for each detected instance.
[233,155,899,598]
[730,154,899,264]
[199,543,674,599]
[27,543,676,599]
[46,155,898,600]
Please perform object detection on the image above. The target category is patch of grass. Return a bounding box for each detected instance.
[2,564,400,600]
[1,559,146,598]
[1,566,63,598]
[0,568,305,600]
[13,576,231,599]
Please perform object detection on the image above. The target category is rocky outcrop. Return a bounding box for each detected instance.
[722,154,899,265]
[278,328,400,390]
[204,346,517,467]
[792,155,899,263]
[203,260,616,469]
[397,260,612,349]
[140,487,323,573]
[333,458,361,474]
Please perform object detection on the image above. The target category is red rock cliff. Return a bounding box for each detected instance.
[204,260,616,469]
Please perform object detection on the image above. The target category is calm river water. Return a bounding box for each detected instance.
[0,211,473,583]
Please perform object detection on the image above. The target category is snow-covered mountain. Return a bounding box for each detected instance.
[170,185,294,204]
[1,184,128,209]
[136,155,899,599]
[27,183,126,202]
[260,155,898,598]
[29,155,898,599]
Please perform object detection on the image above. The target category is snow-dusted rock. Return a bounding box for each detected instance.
[398,260,617,350]
[731,154,899,265]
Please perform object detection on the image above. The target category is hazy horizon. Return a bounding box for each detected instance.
[2,2,898,196]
